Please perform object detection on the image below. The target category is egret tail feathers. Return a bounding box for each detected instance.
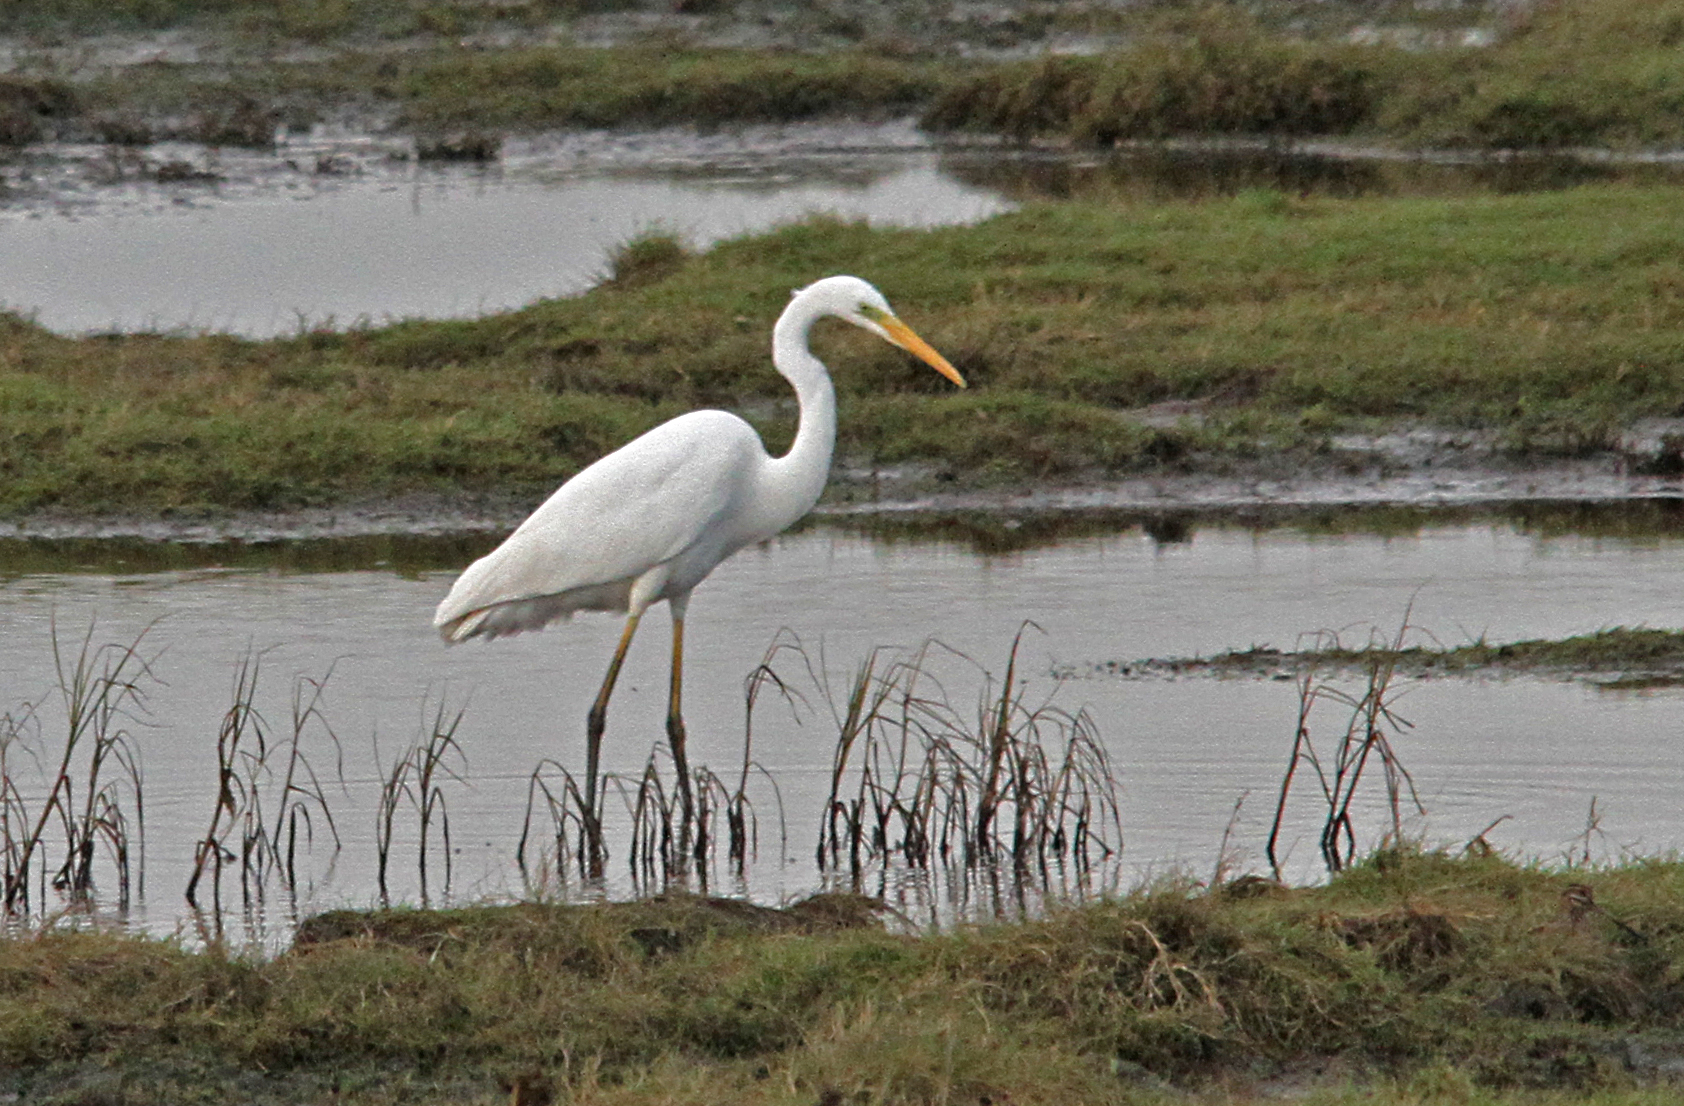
[434,579,637,643]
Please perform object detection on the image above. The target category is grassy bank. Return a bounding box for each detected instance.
[1110,628,1684,689]
[2,850,1682,1103]
[3,181,1684,516]
[12,45,948,148]
[926,0,1684,150]
[5,0,1684,150]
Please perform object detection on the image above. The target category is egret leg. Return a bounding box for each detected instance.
[666,613,695,831]
[586,612,641,824]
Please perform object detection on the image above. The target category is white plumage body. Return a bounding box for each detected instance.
[434,408,796,641]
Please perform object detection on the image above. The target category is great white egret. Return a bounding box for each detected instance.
[433,274,965,830]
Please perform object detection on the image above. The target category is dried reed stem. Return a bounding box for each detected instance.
[1267,610,1426,879]
[807,626,1123,890]
[375,694,466,907]
[3,621,155,919]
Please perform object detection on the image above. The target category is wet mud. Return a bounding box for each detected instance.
[6,430,1684,545]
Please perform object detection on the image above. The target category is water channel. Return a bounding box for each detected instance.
[2,504,1682,937]
[6,123,1684,337]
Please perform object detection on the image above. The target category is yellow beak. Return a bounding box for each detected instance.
[881,315,967,389]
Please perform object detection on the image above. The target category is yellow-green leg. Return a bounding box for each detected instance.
[585,611,641,825]
[666,614,695,829]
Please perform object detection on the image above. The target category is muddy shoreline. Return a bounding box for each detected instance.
[2,447,1681,543]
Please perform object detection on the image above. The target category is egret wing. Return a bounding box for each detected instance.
[435,411,758,639]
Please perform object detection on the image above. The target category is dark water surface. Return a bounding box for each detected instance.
[1,503,1682,937]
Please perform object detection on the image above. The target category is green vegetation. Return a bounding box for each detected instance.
[1391,0,1684,150]
[392,46,943,134]
[4,182,1684,515]
[926,0,1684,150]
[0,45,945,148]
[2,850,1683,1103]
[0,0,641,38]
[5,0,1684,150]
[923,10,1382,143]
[1123,628,1684,687]
[0,0,1491,47]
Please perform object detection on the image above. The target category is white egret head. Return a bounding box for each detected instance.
[794,275,967,388]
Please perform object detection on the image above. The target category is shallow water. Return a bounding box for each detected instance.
[0,129,1008,336]
[7,125,1684,338]
[1,506,1681,935]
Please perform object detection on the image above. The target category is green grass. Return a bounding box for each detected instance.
[2,850,1683,1103]
[1127,628,1684,687]
[0,0,1438,44]
[5,182,1684,516]
[923,9,1382,143]
[1384,0,1684,150]
[7,0,1684,150]
[392,45,944,133]
[2,43,947,148]
[921,0,1684,151]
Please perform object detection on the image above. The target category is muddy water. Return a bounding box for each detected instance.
[2,508,1682,933]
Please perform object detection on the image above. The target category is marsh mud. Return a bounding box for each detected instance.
[7,420,1684,547]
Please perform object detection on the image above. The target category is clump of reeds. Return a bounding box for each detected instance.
[1,622,153,920]
[518,632,809,898]
[518,642,785,896]
[519,751,708,894]
[375,694,467,907]
[186,651,343,929]
[796,626,1122,900]
[518,758,594,891]
[1266,613,1424,880]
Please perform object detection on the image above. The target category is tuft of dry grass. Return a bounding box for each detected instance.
[186,651,342,931]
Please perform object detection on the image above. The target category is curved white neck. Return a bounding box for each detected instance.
[754,301,837,534]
